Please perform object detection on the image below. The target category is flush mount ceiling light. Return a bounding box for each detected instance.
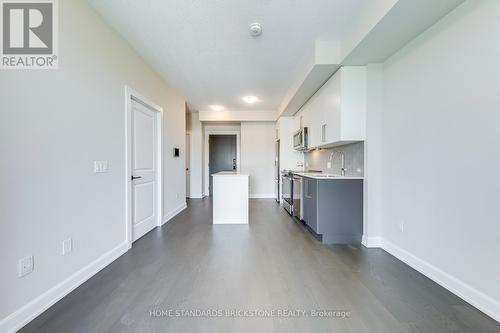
[210,105,224,112]
[249,23,262,37]
[242,96,260,104]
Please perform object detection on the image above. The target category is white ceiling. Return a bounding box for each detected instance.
[88,0,365,112]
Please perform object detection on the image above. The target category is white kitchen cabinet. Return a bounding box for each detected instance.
[295,66,366,149]
[301,92,322,149]
[293,110,303,132]
[300,101,314,147]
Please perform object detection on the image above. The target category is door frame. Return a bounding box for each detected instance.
[124,86,163,248]
[204,130,240,196]
[185,133,190,198]
[275,139,280,203]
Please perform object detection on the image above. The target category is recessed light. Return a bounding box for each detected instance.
[242,96,259,104]
[210,105,224,112]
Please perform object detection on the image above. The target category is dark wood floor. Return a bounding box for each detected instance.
[21,199,499,333]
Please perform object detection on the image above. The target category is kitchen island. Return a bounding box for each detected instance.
[212,171,249,224]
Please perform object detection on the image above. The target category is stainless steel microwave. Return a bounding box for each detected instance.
[293,127,308,150]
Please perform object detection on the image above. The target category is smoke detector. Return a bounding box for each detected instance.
[249,23,262,37]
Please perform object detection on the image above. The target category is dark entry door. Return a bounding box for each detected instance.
[209,135,237,196]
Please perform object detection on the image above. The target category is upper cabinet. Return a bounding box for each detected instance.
[293,110,302,132]
[297,66,366,149]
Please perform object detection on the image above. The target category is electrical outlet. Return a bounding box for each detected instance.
[19,256,34,278]
[62,238,72,256]
[398,220,405,233]
[94,161,109,173]
[327,162,332,169]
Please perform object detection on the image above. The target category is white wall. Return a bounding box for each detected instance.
[363,64,384,245]
[241,122,276,198]
[0,0,185,330]
[367,0,500,320]
[199,110,277,122]
[186,112,203,198]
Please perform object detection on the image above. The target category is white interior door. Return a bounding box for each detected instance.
[132,100,157,242]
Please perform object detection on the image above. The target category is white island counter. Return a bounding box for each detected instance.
[212,171,249,224]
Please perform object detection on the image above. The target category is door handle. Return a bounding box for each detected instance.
[233,158,236,170]
[131,176,142,180]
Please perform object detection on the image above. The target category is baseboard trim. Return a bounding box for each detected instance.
[361,235,384,248]
[249,194,275,199]
[162,202,187,225]
[382,239,500,323]
[189,194,203,199]
[0,242,129,333]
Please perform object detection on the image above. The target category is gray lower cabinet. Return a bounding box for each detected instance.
[301,177,363,245]
[303,177,318,233]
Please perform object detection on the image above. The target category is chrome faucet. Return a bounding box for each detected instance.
[329,151,347,176]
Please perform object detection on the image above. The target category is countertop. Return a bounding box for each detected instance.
[292,172,364,180]
[212,171,249,176]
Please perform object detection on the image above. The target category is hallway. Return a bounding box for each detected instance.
[21,199,498,333]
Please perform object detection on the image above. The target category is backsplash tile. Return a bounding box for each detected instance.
[304,142,364,177]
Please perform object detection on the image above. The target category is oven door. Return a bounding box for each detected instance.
[293,176,302,220]
[281,175,293,215]
[282,175,292,205]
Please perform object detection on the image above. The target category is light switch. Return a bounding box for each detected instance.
[19,256,34,278]
[62,238,72,256]
[94,161,109,173]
